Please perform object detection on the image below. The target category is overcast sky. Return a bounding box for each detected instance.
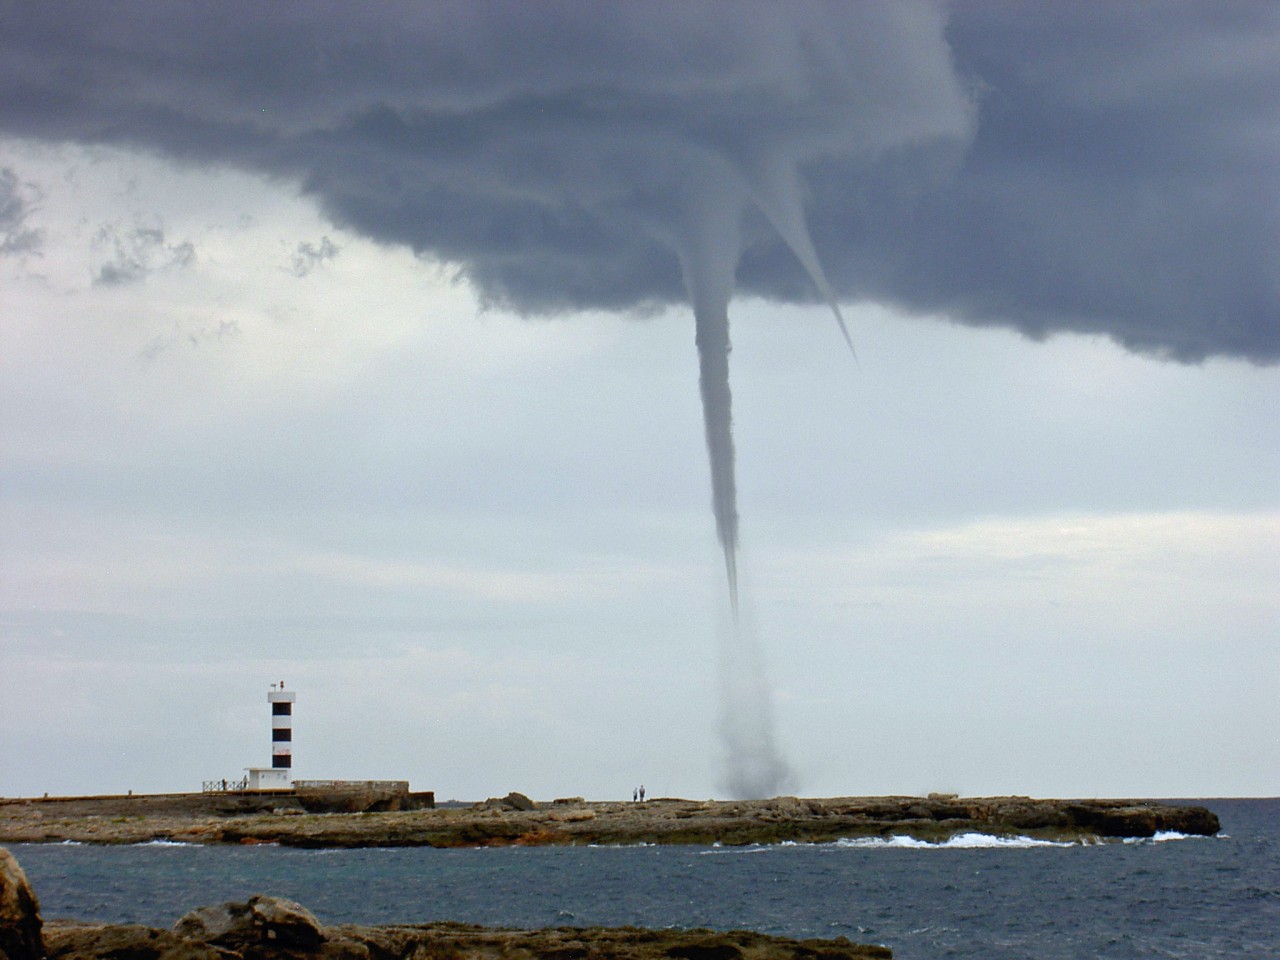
[1,1,1277,801]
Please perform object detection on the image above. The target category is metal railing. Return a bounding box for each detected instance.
[202,777,249,793]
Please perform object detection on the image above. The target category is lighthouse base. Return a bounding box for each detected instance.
[245,768,292,791]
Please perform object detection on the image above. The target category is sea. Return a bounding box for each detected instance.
[9,798,1277,960]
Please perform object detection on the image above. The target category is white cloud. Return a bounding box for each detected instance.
[764,510,1279,630]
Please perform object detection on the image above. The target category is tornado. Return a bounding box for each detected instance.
[694,301,740,613]
[671,181,799,797]
[676,167,854,620]
[694,295,792,798]
[674,184,747,618]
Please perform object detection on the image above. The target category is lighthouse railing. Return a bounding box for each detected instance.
[202,777,250,793]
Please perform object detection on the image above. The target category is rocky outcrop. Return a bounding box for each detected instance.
[340,923,892,960]
[294,786,435,815]
[47,914,892,960]
[44,923,221,960]
[0,794,1219,847]
[174,896,327,952]
[0,847,43,960]
[474,791,538,812]
[0,789,434,827]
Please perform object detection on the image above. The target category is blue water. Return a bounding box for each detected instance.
[9,799,1277,959]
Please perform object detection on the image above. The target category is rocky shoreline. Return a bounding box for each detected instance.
[1,848,893,960]
[0,793,1219,847]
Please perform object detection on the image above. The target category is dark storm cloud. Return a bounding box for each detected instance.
[796,2,1280,362]
[1,1,1275,361]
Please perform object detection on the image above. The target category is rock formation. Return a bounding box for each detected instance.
[44,923,220,960]
[44,909,893,960]
[0,794,1219,848]
[0,847,43,960]
[474,791,538,812]
[173,896,327,952]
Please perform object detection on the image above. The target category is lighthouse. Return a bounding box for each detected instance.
[246,683,295,791]
[270,684,294,772]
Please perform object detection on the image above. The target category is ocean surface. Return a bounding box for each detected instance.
[10,798,1277,960]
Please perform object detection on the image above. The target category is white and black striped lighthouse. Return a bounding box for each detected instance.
[270,684,295,772]
[246,683,295,791]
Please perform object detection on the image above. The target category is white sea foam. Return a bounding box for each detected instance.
[1122,831,1196,844]
[136,839,195,847]
[697,845,775,856]
[694,833,1080,854]
[585,841,656,848]
[694,833,1090,854]
[833,833,1077,849]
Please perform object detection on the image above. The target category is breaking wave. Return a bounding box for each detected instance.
[834,833,1079,849]
[1122,831,1198,844]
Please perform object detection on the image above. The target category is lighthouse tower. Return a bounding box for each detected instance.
[246,683,295,791]
[270,685,294,772]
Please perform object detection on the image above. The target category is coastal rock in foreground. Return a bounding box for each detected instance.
[45,923,222,960]
[174,895,326,951]
[1,850,893,960]
[0,847,43,960]
[45,913,893,960]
